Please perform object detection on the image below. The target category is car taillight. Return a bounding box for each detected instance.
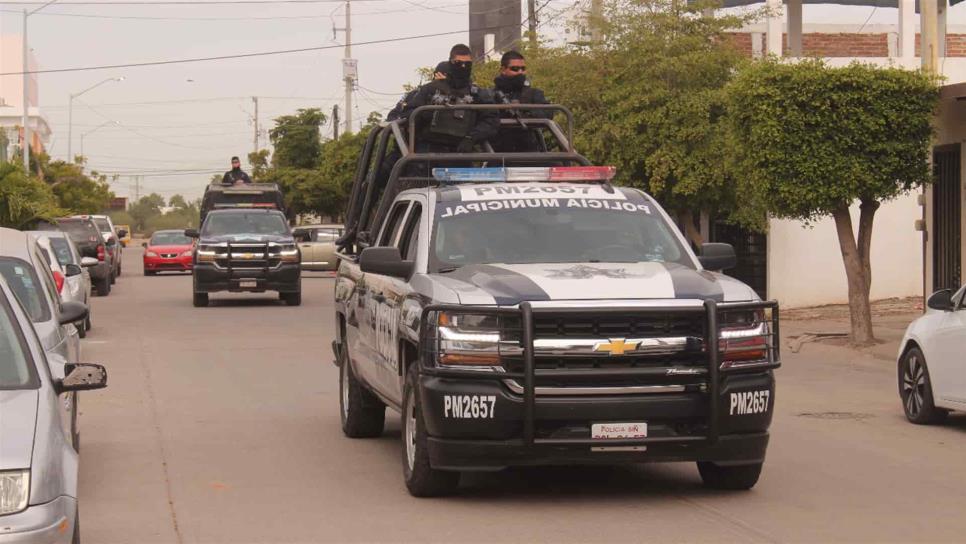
[53,271,65,294]
[97,245,105,261]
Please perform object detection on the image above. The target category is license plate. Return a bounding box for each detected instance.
[592,422,647,440]
[239,280,257,288]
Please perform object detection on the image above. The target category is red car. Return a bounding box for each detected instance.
[143,230,194,275]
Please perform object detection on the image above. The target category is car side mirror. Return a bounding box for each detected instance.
[58,363,107,393]
[80,257,99,268]
[117,229,128,238]
[106,238,116,247]
[294,232,311,243]
[698,243,737,271]
[58,301,89,325]
[141,242,148,248]
[927,289,954,311]
[184,228,200,238]
[359,247,414,279]
[64,263,82,277]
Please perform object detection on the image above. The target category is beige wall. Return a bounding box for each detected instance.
[768,193,924,308]
[0,35,39,108]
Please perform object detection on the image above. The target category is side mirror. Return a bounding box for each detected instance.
[141,242,148,248]
[58,301,89,325]
[105,238,116,247]
[64,263,82,277]
[117,229,128,238]
[58,363,107,393]
[359,247,414,279]
[184,228,200,238]
[698,243,737,271]
[294,231,311,243]
[927,289,954,311]
[80,257,99,268]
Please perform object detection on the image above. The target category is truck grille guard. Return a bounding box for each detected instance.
[418,299,780,448]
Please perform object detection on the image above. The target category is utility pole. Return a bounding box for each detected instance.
[252,96,259,154]
[133,175,141,202]
[922,0,940,74]
[335,0,356,134]
[589,0,603,44]
[527,0,537,47]
[333,105,340,140]
[22,9,30,175]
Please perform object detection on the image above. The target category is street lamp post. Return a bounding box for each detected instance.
[79,121,118,157]
[67,77,124,162]
[22,0,61,176]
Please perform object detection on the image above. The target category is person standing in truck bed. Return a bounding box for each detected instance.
[222,156,252,184]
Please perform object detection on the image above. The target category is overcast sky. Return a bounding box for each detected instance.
[0,0,964,202]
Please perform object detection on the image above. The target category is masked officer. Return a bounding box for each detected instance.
[491,50,552,153]
[399,44,499,153]
[387,61,449,122]
[222,156,252,184]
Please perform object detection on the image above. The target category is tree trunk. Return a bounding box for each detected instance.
[831,205,876,345]
[680,209,704,248]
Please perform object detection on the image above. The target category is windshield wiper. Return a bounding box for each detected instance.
[436,266,462,274]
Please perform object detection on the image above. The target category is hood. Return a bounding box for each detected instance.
[0,390,38,469]
[200,233,293,244]
[433,262,758,305]
[146,244,193,253]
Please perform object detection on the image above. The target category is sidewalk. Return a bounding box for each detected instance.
[780,297,923,362]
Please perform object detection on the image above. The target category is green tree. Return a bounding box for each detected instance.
[128,193,166,231]
[44,160,114,214]
[726,60,939,344]
[168,194,188,209]
[247,149,271,178]
[269,108,326,169]
[0,162,64,228]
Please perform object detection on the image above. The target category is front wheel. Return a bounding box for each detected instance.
[193,292,209,307]
[283,291,301,306]
[899,347,948,425]
[697,461,763,490]
[401,364,459,497]
[95,276,111,297]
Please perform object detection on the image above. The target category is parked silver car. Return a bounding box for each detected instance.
[293,224,343,271]
[0,276,106,543]
[28,232,96,338]
[0,228,83,449]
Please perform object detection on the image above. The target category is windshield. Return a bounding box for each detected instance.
[151,232,192,246]
[432,185,691,270]
[49,238,76,266]
[0,294,37,389]
[56,219,100,243]
[93,218,112,232]
[202,212,289,237]
[0,259,49,323]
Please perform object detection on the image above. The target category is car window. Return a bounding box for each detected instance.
[398,204,422,262]
[379,202,410,247]
[316,228,342,242]
[954,285,966,309]
[56,219,100,244]
[0,293,39,390]
[93,218,112,232]
[0,258,49,322]
[202,212,289,236]
[32,248,62,317]
[49,238,76,266]
[151,232,192,245]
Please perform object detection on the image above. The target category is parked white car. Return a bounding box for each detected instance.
[897,285,966,424]
[29,231,97,338]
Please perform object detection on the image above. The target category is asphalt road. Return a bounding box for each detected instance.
[76,249,966,543]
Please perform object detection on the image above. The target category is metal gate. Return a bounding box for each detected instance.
[712,222,768,300]
[933,144,962,291]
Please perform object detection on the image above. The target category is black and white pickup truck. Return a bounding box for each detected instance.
[333,165,781,497]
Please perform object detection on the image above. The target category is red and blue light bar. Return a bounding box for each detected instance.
[432,166,616,184]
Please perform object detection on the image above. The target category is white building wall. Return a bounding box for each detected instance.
[767,193,923,308]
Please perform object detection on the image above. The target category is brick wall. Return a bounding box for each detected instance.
[729,32,966,57]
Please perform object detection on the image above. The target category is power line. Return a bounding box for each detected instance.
[0,2,472,20]
[43,94,342,109]
[0,1,381,5]
[0,24,523,75]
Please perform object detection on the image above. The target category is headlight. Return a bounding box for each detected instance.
[181,250,193,258]
[279,244,299,263]
[196,246,217,263]
[434,312,516,371]
[0,470,29,515]
[145,251,158,257]
[719,309,771,369]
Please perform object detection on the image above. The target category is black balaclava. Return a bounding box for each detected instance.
[448,61,472,88]
[495,73,526,94]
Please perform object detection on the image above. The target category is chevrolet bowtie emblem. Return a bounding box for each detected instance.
[593,338,641,356]
[237,253,257,259]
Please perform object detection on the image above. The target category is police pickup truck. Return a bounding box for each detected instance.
[333,165,780,497]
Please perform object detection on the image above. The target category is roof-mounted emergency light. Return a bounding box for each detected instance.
[432,166,616,184]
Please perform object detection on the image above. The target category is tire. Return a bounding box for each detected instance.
[117,262,122,276]
[71,393,80,452]
[72,507,80,544]
[77,321,86,339]
[283,291,302,306]
[193,292,209,308]
[899,347,948,425]
[402,364,459,497]
[84,308,92,332]
[697,461,763,490]
[96,276,111,297]
[338,341,385,438]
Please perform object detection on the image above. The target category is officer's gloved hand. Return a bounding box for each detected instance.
[456,136,475,153]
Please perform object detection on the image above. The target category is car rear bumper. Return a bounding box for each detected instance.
[193,262,300,293]
[0,496,76,543]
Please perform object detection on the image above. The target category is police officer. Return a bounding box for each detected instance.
[492,50,552,153]
[222,156,252,184]
[399,44,499,153]
[387,61,449,122]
